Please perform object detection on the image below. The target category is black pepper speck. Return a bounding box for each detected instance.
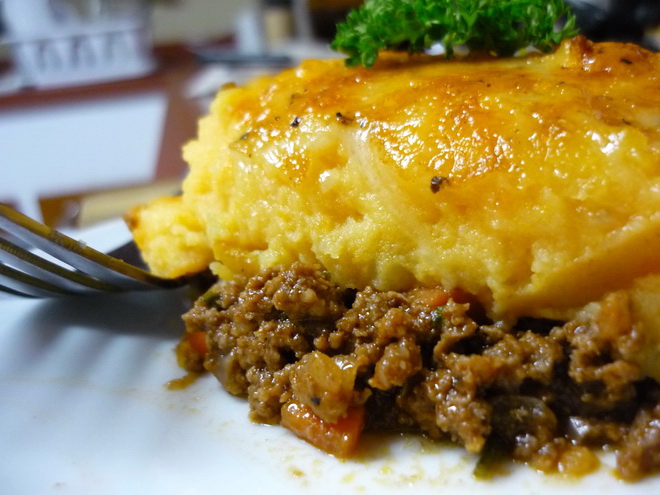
[430,176,449,193]
[336,112,353,125]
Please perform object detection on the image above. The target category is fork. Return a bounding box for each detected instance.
[0,203,188,298]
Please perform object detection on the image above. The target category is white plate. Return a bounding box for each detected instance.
[0,219,657,494]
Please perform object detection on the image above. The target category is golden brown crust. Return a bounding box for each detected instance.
[131,36,660,325]
[127,196,213,278]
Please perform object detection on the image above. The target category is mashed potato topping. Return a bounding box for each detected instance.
[129,37,660,376]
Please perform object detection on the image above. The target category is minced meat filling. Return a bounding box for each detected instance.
[179,263,660,480]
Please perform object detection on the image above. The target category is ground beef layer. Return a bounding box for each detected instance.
[178,263,660,480]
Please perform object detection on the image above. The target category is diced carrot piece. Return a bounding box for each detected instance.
[280,400,365,458]
[187,331,208,355]
[409,287,452,307]
[410,286,476,306]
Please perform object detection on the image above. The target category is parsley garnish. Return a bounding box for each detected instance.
[331,0,578,68]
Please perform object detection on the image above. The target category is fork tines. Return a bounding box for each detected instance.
[0,204,185,298]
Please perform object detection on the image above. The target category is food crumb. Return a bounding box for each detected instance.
[165,372,201,390]
[289,466,305,478]
[341,472,355,483]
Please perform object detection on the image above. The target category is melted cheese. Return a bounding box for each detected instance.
[130,37,660,328]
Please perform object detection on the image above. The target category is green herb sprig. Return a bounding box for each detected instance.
[331,0,578,68]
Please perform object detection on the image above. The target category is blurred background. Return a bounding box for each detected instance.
[0,0,658,230]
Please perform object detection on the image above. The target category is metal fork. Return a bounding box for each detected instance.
[0,203,188,298]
